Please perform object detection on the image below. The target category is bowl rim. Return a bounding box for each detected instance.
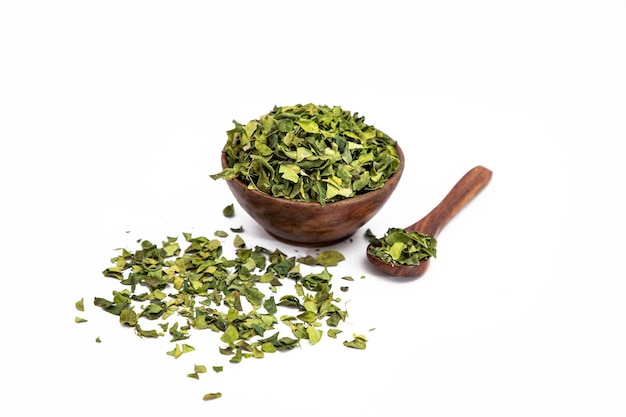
[220,143,405,208]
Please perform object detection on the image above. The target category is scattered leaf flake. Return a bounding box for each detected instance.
[233,234,245,248]
[203,392,222,401]
[343,334,368,350]
[315,250,345,266]
[307,326,323,345]
[167,343,195,359]
[90,227,369,400]
[222,204,235,217]
[327,329,343,339]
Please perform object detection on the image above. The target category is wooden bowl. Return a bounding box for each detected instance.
[221,144,405,247]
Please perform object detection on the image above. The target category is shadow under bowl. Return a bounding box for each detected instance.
[221,144,404,247]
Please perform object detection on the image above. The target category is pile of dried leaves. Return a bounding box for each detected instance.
[211,103,400,206]
[76,215,369,400]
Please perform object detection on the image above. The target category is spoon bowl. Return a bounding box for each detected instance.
[367,165,493,278]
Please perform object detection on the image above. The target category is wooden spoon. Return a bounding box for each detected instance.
[366,165,493,278]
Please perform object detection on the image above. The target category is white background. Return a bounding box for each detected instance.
[2,1,625,416]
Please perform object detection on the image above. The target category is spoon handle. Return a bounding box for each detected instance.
[407,166,493,238]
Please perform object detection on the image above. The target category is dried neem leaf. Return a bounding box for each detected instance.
[223,204,235,218]
[367,227,437,266]
[307,326,323,345]
[296,255,317,266]
[188,364,207,379]
[74,316,87,323]
[229,349,243,363]
[211,104,400,206]
[167,343,195,359]
[75,298,85,312]
[135,325,162,338]
[168,322,190,342]
[315,250,345,267]
[203,392,222,401]
[327,329,342,339]
[233,234,245,248]
[220,325,239,344]
[343,334,368,350]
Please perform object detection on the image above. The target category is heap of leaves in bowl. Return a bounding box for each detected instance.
[211,103,401,206]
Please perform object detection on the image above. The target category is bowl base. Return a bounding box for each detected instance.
[265,230,355,248]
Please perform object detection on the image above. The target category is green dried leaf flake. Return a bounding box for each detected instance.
[262,295,277,315]
[135,324,162,338]
[297,311,317,323]
[233,234,246,248]
[296,255,317,266]
[167,343,195,359]
[203,392,222,401]
[229,348,243,363]
[222,204,235,218]
[220,325,239,344]
[343,334,368,350]
[327,329,342,339]
[260,342,277,353]
[307,326,323,345]
[279,164,301,183]
[315,250,345,266]
[75,298,85,312]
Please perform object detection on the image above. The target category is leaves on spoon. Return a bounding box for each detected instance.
[367,227,437,266]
